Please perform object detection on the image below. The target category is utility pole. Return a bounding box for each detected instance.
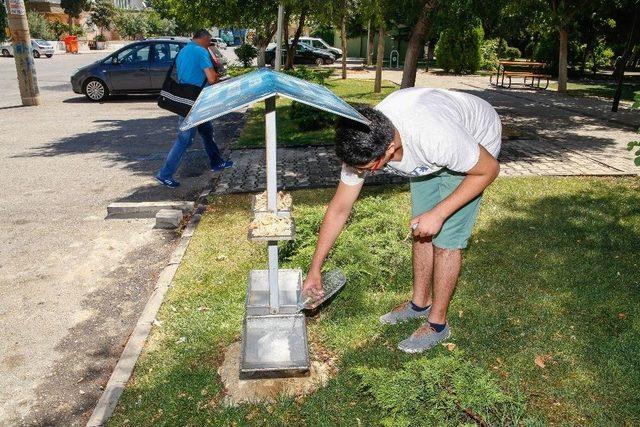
[274,2,284,72]
[5,0,40,106]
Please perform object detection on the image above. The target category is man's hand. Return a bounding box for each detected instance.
[302,269,324,300]
[410,210,446,238]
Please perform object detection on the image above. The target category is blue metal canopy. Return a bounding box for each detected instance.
[179,67,370,131]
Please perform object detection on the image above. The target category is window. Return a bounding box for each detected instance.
[312,40,324,49]
[152,43,181,63]
[115,44,150,64]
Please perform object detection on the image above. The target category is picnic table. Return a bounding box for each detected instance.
[490,60,551,90]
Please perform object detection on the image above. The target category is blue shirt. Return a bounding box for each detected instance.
[176,41,213,86]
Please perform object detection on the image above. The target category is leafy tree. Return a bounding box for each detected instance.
[90,0,117,37]
[60,0,92,26]
[146,9,176,36]
[114,11,149,39]
[27,11,55,40]
[400,0,438,88]
[434,0,484,74]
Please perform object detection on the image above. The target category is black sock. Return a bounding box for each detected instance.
[429,321,446,333]
[410,301,430,312]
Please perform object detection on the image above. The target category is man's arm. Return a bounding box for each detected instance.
[411,145,499,237]
[303,181,363,295]
[204,67,219,85]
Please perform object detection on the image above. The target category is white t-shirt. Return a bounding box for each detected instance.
[340,88,502,186]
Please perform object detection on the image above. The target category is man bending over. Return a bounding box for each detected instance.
[302,87,501,353]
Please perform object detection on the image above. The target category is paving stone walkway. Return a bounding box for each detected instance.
[211,70,637,195]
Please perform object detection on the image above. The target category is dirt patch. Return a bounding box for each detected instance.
[217,342,331,406]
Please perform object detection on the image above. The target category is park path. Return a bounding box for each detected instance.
[214,70,637,195]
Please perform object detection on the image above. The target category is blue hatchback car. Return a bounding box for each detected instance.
[71,37,229,102]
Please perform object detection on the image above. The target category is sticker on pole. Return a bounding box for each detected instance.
[8,0,26,15]
[180,68,370,131]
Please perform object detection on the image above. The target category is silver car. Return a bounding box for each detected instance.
[1,39,55,58]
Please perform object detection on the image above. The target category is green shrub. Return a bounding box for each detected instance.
[289,100,335,131]
[283,65,333,85]
[234,43,258,67]
[435,25,484,74]
[0,4,7,43]
[355,353,532,427]
[504,46,521,60]
[480,38,499,71]
[27,11,55,40]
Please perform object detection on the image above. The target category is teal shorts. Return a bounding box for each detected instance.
[410,169,482,249]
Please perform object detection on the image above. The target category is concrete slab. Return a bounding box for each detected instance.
[107,201,194,219]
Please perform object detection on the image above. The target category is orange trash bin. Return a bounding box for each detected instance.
[64,36,78,54]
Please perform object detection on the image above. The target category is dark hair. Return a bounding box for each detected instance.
[335,106,395,166]
[193,29,212,39]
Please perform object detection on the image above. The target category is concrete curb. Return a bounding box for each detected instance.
[86,189,211,427]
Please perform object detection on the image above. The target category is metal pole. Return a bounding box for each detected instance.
[265,96,279,313]
[5,0,40,106]
[275,3,284,71]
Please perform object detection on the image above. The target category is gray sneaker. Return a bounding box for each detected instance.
[379,301,431,325]
[397,322,451,353]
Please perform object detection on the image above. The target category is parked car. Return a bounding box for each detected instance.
[71,37,227,102]
[211,37,227,50]
[265,43,334,67]
[208,43,229,77]
[297,37,342,60]
[1,39,55,58]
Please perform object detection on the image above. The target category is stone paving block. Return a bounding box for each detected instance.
[155,209,183,229]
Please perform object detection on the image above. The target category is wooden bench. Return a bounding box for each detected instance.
[490,61,551,90]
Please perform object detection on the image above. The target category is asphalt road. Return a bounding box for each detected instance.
[0,49,240,425]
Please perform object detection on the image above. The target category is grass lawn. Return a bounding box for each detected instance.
[109,177,640,426]
[549,81,640,102]
[234,78,398,149]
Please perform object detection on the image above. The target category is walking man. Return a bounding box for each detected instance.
[302,87,501,353]
[156,29,233,188]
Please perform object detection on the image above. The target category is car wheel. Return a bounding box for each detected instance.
[84,78,108,102]
[270,58,276,67]
[46,54,53,58]
[1,49,9,57]
[32,50,40,58]
[324,58,334,65]
[315,57,324,66]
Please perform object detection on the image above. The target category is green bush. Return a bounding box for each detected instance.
[436,24,484,74]
[89,0,117,36]
[504,46,521,60]
[0,4,7,42]
[289,100,335,131]
[355,353,532,427]
[234,43,258,67]
[114,10,173,40]
[480,38,499,71]
[283,65,333,85]
[27,11,55,40]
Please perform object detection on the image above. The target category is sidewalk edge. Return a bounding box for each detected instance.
[85,188,211,427]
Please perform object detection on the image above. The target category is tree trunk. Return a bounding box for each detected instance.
[367,21,374,66]
[340,12,347,79]
[401,0,436,88]
[557,27,568,93]
[257,47,266,67]
[285,10,307,70]
[374,27,384,93]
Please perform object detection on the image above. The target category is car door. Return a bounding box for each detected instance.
[107,43,152,92]
[295,44,313,64]
[149,42,182,89]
